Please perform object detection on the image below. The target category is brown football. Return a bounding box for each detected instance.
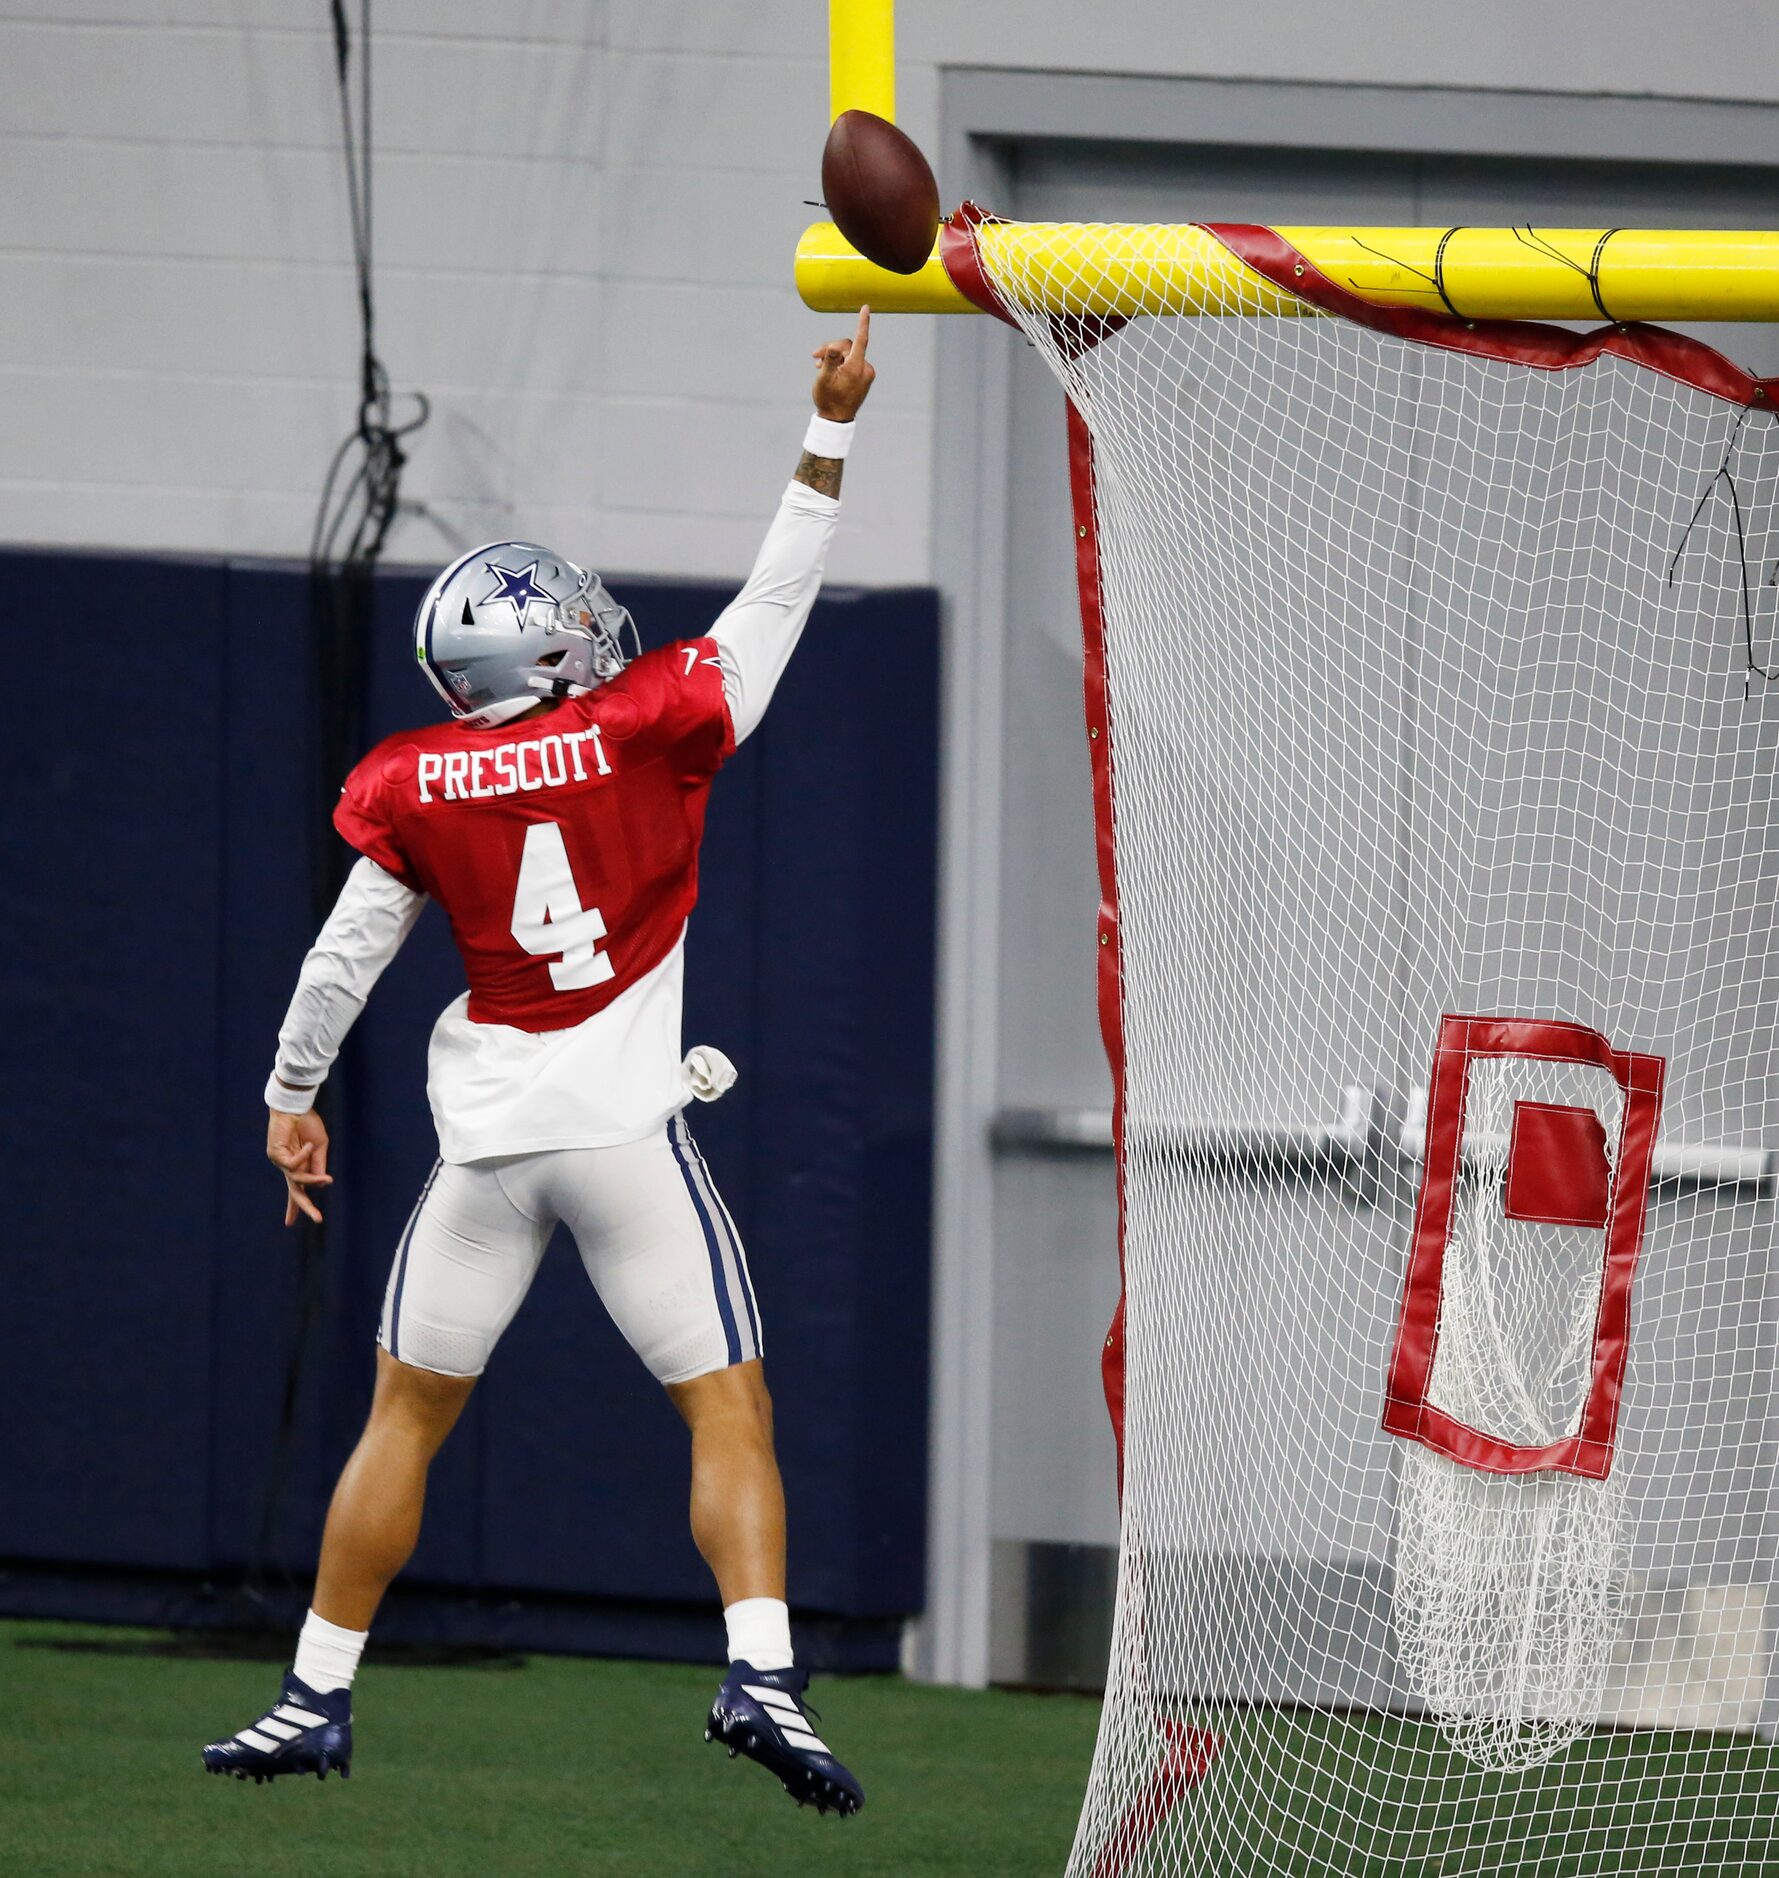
[821,109,941,275]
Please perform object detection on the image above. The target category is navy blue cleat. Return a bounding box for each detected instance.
[201,1671,352,1784]
[705,1661,864,1817]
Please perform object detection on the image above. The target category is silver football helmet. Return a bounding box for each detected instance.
[414,540,638,728]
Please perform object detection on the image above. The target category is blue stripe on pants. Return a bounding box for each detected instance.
[670,1117,743,1367]
[385,1159,442,1363]
[681,1126,761,1358]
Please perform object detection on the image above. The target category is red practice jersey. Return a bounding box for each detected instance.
[335,638,734,1032]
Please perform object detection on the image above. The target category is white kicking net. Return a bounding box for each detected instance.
[969,223,1779,1876]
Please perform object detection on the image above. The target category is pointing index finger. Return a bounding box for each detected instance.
[852,304,870,362]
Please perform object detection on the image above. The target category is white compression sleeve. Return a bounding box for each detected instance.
[707,479,840,747]
[267,856,426,1110]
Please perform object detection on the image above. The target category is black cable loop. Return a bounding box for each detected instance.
[1587,227,1620,322]
[1431,227,1464,319]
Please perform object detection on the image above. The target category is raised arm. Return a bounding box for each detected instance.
[264,855,426,1224]
[709,307,876,746]
[790,304,874,501]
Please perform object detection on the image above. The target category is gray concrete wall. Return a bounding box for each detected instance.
[5,1,1778,579]
[0,0,930,580]
[904,0,1779,104]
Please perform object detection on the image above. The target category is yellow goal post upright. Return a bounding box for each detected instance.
[815,7,1779,1878]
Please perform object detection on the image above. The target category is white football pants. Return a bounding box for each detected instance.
[378,1114,762,1383]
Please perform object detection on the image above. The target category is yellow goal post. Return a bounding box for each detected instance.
[809,2,1779,323]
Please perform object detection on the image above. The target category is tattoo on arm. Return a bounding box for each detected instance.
[794,451,843,499]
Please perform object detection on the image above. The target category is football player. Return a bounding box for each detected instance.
[202,312,875,1817]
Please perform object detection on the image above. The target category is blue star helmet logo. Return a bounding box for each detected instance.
[479,559,553,628]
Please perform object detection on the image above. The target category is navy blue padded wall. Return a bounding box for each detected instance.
[0,553,226,1569]
[750,586,938,1615]
[0,545,936,1658]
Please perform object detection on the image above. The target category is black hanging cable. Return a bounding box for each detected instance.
[311,0,429,588]
[242,0,429,1616]
[308,0,428,918]
[1667,404,1779,696]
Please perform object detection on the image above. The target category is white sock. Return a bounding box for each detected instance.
[724,1597,794,1671]
[292,1610,369,1694]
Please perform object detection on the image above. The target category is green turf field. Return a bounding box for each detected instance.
[1172,1707,1779,1877]
[0,1621,1099,1877]
[6,1622,1775,1876]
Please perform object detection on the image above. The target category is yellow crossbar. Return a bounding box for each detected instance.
[796,221,1779,322]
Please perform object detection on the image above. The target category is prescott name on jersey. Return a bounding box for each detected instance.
[414,721,612,803]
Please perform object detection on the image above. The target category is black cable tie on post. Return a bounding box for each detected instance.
[1510,226,1623,325]
[1348,232,1466,320]
[1587,228,1621,323]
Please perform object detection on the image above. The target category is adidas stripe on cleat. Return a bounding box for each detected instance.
[705,1660,864,1817]
[201,1671,352,1784]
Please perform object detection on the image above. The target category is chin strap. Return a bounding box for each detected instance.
[459,694,548,730]
[526,670,596,700]
[460,674,600,729]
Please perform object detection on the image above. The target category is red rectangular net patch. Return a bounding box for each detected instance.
[1503,1101,1612,1229]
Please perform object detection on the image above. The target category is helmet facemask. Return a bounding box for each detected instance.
[534,562,640,697]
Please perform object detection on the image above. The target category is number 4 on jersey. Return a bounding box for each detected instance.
[511,821,615,990]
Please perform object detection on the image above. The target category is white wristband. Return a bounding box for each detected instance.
[803,413,855,460]
[265,1071,318,1115]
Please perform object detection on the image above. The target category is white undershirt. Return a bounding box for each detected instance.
[270,474,839,1162]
